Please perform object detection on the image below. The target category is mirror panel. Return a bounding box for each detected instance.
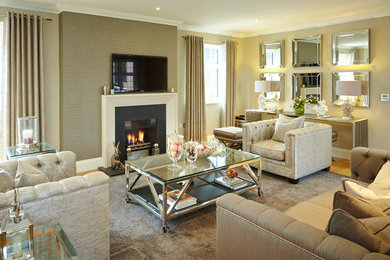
[292,73,322,100]
[259,73,285,101]
[332,29,369,65]
[259,40,284,68]
[332,71,369,107]
[292,35,321,67]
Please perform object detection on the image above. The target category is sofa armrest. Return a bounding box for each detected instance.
[216,194,386,260]
[350,147,390,183]
[242,119,276,152]
[285,123,332,178]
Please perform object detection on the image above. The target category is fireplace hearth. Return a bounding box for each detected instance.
[115,104,166,162]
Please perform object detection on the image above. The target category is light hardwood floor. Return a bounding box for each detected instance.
[78,158,351,177]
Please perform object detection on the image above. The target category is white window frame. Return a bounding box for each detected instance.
[204,44,225,104]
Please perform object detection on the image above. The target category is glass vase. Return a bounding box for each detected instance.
[167,132,184,170]
[184,140,198,169]
[293,106,305,115]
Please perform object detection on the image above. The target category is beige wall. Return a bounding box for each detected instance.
[59,12,177,160]
[239,16,390,151]
[0,7,60,150]
[177,30,243,137]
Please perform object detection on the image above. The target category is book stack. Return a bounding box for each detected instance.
[159,189,197,210]
[215,176,248,190]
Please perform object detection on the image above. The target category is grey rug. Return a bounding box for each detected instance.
[109,170,343,259]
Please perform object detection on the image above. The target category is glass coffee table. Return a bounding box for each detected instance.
[125,148,262,232]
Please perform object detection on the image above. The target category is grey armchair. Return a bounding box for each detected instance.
[242,119,332,183]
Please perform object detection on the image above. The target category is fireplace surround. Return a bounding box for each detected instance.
[102,93,178,167]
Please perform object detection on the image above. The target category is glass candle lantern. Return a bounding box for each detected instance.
[0,190,34,260]
[17,116,38,151]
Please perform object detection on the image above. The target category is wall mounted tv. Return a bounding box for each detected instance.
[112,54,168,93]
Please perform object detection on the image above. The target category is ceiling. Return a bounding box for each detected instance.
[4,0,390,37]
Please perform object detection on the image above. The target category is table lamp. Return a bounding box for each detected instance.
[336,80,362,119]
[255,80,271,110]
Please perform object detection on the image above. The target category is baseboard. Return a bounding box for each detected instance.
[76,157,103,172]
[332,148,350,160]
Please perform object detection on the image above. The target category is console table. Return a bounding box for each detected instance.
[244,109,368,154]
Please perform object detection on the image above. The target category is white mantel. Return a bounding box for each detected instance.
[101,93,178,167]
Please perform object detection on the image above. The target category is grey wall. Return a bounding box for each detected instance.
[59,12,177,160]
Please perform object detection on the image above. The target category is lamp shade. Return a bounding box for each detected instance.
[255,80,271,93]
[336,80,362,96]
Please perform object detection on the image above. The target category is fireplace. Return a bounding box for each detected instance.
[102,93,178,168]
[115,105,166,162]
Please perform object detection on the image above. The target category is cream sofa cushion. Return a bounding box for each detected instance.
[251,139,285,161]
[15,162,50,188]
[279,114,305,128]
[375,160,390,182]
[342,178,390,200]
[0,169,15,192]
[59,176,88,192]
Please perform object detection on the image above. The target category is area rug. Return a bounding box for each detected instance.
[109,170,343,259]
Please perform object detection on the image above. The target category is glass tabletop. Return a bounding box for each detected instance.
[6,142,56,158]
[126,148,261,183]
[33,221,80,260]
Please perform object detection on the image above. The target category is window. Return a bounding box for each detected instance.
[204,44,225,104]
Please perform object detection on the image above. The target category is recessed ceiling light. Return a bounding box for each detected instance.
[255,19,259,23]
[156,6,161,11]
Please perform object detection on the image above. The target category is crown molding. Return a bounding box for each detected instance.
[177,25,244,38]
[57,3,184,27]
[242,6,390,37]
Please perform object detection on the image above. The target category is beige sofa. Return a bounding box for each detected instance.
[0,151,110,260]
[216,147,390,259]
[242,119,332,183]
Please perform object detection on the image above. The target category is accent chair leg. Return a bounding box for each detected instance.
[324,167,331,172]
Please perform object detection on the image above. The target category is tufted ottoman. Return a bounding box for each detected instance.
[213,127,243,149]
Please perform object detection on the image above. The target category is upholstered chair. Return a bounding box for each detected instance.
[242,119,332,183]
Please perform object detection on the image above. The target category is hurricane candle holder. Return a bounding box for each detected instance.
[17,116,38,151]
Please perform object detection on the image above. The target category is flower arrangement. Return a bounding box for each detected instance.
[226,169,238,179]
[293,97,306,114]
[306,95,319,104]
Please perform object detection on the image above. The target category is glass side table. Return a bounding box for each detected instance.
[5,142,56,160]
[33,221,81,260]
[4,221,80,260]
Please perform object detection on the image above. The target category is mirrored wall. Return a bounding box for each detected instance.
[332,71,369,107]
[292,35,321,67]
[332,29,369,65]
[292,73,321,99]
[259,73,285,101]
[259,40,284,68]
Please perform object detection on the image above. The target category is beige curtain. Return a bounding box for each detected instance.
[185,35,206,141]
[224,40,237,127]
[6,12,45,147]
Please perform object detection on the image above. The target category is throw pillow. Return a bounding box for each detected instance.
[15,162,50,188]
[375,160,390,182]
[342,178,378,199]
[278,114,305,128]
[342,178,390,200]
[326,209,390,254]
[0,169,15,192]
[333,191,390,218]
[271,120,300,142]
[369,177,390,191]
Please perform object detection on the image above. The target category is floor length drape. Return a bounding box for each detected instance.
[6,12,45,147]
[224,40,237,127]
[185,36,206,141]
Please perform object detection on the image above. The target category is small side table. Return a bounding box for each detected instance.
[5,142,56,160]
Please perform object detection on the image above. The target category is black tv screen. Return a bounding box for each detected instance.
[112,54,168,93]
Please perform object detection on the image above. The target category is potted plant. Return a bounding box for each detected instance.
[293,97,306,115]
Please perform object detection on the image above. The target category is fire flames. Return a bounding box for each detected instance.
[127,130,145,145]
